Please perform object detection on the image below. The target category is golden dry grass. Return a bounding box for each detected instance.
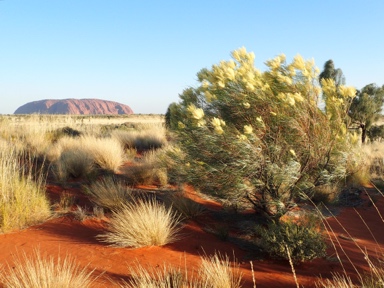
[0,250,96,288]
[0,143,50,233]
[97,198,182,248]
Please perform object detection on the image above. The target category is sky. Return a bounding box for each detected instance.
[1,1,384,115]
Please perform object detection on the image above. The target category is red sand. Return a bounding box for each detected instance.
[0,183,383,287]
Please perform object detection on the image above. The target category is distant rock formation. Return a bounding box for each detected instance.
[14,99,134,115]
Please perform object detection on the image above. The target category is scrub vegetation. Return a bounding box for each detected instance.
[0,49,384,286]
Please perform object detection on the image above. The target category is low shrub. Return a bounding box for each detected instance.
[97,198,182,248]
[256,217,327,263]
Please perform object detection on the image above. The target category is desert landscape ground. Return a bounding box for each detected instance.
[0,114,383,287]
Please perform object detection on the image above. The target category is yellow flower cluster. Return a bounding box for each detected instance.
[187,104,205,127]
[187,104,204,120]
[265,54,286,70]
[338,85,356,98]
[288,55,318,81]
[199,47,263,96]
[277,92,304,106]
[211,117,226,135]
[244,124,253,134]
[232,46,255,63]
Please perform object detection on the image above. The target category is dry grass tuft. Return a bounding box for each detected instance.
[84,176,135,211]
[0,250,96,288]
[53,148,95,181]
[97,198,182,248]
[0,144,50,233]
[198,252,243,288]
[121,150,168,186]
[112,127,167,152]
[120,263,186,288]
[315,273,356,288]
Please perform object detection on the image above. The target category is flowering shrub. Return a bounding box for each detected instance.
[168,47,356,219]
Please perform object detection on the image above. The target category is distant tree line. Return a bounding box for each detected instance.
[319,59,384,143]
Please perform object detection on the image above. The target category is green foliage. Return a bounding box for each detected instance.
[256,218,327,263]
[167,48,355,218]
[368,124,384,142]
[319,59,345,87]
[349,83,384,143]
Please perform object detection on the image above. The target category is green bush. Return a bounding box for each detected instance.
[256,218,327,263]
[167,47,356,219]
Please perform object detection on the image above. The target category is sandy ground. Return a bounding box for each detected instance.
[0,180,383,287]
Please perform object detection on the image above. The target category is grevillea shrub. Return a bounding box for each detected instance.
[167,47,357,219]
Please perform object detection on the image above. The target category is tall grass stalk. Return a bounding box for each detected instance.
[285,245,299,288]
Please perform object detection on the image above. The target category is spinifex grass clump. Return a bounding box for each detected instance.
[112,126,167,152]
[50,135,126,179]
[97,198,182,248]
[0,250,96,288]
[119,252,242,288]
[0,143,50,233]
[84,176,136,211]
[167,47,357,219]
[198,253,243,288]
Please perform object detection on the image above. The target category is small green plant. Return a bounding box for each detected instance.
[97,198,182,248]
[256,217,327,263]
[0,250,96,288]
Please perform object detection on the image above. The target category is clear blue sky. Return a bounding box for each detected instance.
[1,0,383,114]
